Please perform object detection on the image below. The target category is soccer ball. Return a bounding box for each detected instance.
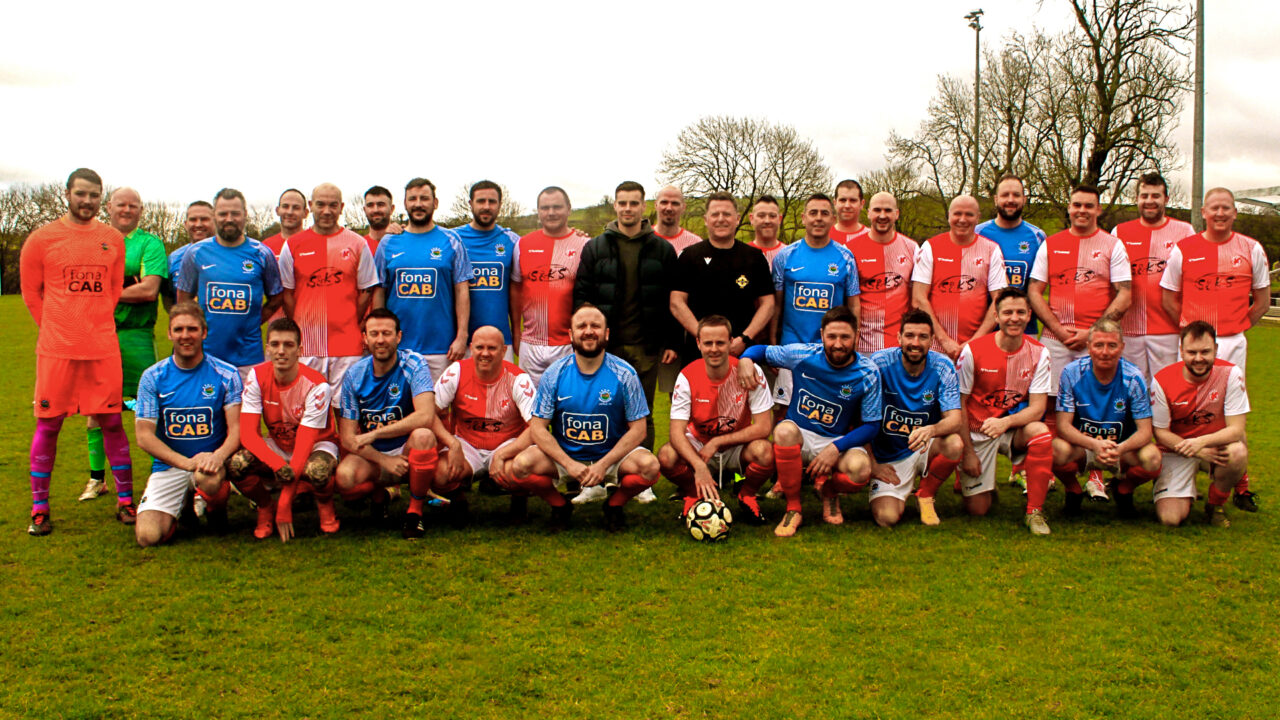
[685,498,732,542]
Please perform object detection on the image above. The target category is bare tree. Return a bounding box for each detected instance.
[657,116,833,241]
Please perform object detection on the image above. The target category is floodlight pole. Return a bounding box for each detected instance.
[966,10,984,198]
[1191,0,1205,231]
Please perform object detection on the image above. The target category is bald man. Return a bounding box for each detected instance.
[654,186,703,256]
[78,187,169,503]
[277,183,378,401]
[911,195,1007,360]
[847,192,919,354]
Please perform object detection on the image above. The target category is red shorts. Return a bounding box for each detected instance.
[34,353,123,418]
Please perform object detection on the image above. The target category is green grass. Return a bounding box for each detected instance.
[0,294,1277,719]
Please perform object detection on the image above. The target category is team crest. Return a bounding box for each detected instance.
[242,260,255,273]
[389,383,402,399]
[430,247,443,259]
[735,275,749,289]
[897,254,908,264]
[1209,390,1220,402]
[1113,399,1126,411]
[1020,368,1033,380]
[100,242,110,251]
[839,385,853,399]
[922,390,935,404]
[1018,241,1030,253]
[974,257,984,266]
[200,383,216,398]
[1232,256,1244,267]
[598,389,613,403]
[292,403,305,417]
[827,263,839,276]
[1091,250,1104,260]
[341,248,353,260]
[496,244,506,255]
[567,249,577,257]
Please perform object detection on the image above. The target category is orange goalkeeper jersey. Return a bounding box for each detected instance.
[21,216,125,359]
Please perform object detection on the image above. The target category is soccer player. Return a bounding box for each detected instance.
[1146,322,1250,527]
[1027,185,1131,400]
[335,308,440,538]
[162,200,216,311]
[508,305,659,532]
[177,188,283,377]
[770,193,860,409]
[867,310,964,527]
[228,317,340,542]
[431,326,537,526]
[747,195,785,273]
[373,177,472,383]
[262,188,308,258]
[670,192,774,363]
[738,305,882,537]
[510,186,591,385]
[847,191,918,354]
[829,179,868,247]
[658,315,775,523]
[1051,318,1161,514]
[653,185,703,256]
[976,175,1047,335]
[21,168,133,535]
[945,289,1056,534]
[1160,191,1267,510]
[912,194,1007,360]
[278,183,378,399]
[134,303,243,547]
[1112,172,1194,378]
[454,180,519,358]
[362,185,401,256]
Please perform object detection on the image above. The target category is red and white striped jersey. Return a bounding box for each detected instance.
[657,228,703,256]
[434,358,535,450]
[749,240,784,271]
[242,362,336,452]
[831,225,870,250]
[1112,218,1194,336]
[1160,232,1269,335]
[277,228,378,357]
[1030,229,1131,330]
[912,234,1007,345]
[847,232,918,353]
[957,333,1051,432]
[1150,359,1248,450]
[670,358,773,444]
[512,229,589,346]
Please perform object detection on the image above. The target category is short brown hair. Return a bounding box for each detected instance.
[169,301,207,330]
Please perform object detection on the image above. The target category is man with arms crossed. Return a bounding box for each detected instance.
[848,191,918,354]
[511,186,590,384]
[336,309,440,538]
[229,317,341,542]
[1146,322,1250,527]
[867,310,964,528]
[134,303,242,546]
[508,305,660,532]
[658,315,775,524]
[1051,318,1161,515]
[738,306,882,537]
[912,194,1007,360]
[21,168,133,534]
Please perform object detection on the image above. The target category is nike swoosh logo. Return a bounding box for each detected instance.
[801,373,816,380]
[159,392,175,398]
[390,252,404,259]
[557,395,572,401]
[786,266,805,271]
[299,251,316,256]
[201,264,216,270]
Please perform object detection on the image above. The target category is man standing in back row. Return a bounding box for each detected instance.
[848,191,917,354]
[977,175,1046,336]
[653,185,702,256]
[454,180,519,358]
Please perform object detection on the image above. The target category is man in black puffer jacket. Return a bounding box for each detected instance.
[573,180,681,453]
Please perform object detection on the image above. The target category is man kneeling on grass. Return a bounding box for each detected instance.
[1142,321,1250,527]
[335,309,439,539]
[229,318,341,542]
[134,303,242,547]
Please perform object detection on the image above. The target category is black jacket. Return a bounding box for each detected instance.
[573,219,680,354]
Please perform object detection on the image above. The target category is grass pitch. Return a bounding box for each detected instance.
[0,295,1277,719]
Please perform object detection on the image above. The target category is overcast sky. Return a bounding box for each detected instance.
[2,0,1277,212]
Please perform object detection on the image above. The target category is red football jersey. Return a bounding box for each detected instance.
[1031,229,1130,329]
[749,240,784,271]
[434,359,536,450]
[913,234,1007,345]
[1161,233,1269,335]
[1113,218,1194,336]
[848,232,917,353]
[830,225,869,250]
[277,228,378,357]
[957,333,1051,432]
[243,362,337,453]
[512,229,589,345]
[1150,359,1248,450]
[669,358,773,444]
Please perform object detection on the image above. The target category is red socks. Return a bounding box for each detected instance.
[742,461,775,497]
[917,453,959,499]
[1207,484,1231,507]
[1235,473,1250,495]
[407,447,439,514]
[820,472,866,497]
[664,463,696,500]
[512,474,566,507]
[1024,433,1053,512]
[774,444,803,512]
[606,474,654,507]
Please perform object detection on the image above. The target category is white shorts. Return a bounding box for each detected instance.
[683,431,746,481]
[1153,452,1203,501]
[442,436,517,478]
[960,430,1026,496]
[464,346,516,363]
[554,446,647,493]
[263,436,339,462]
[518,342,573,386]
[792,425,868,467]
[1216,333,1247,373]
[869,446,930,502]
[1122,333,1179,379]
[301,355,361,404]
[422,354,451,387]
[1040,335,1088,396]
[137,467,196,519]
[774,368,794,407]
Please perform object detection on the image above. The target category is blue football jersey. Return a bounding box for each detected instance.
[870,348,961,462]
[339,350,435,453]
[762,343,882,437]
[771,241,860,344]
[454,224,519,344]
[976,218,1046,333]
[168,244,193,289]
[178,238,283,367]
[1057,357,1151,442]
[533,353,650,462]
[135,354,243,472]
[375,228,473,355]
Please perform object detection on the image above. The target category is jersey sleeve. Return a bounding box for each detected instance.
[1251,242,1270,289]
[1029,243,1049,283]
[1159,246,1183,291]
[911,242,934,284]
[261,247,284,295]
[512,372,537,422]
[141,235,168,278]
[669,373,692,421]
[1030,347,1052,394]
[1057,363,1079,412]
[620,367,651,422]
[135,367,159,420]
[860,366,883,422]
[300,382,333,430]
[339,371,361,420]
[1224,366,1251,416]
[532,363,559,420]
[223,367,244,406]
[177,247,199,294]
[409,357,435,397]
[1109,239,1132,283]
[1149,379,1170,428]
[241,371,263,414]
[957,345,975,394]
[748,365,773,413]
[510,236,525,282]
[1126,372,1152,420]
[762,343,818,370]
[433,362,462,409]
[841,247,861,297]
[771,245,788,291]
[356,240,378,290]
[935,357,962,412]
[19,232,45,324]
[452,234,474,285]
[278,242,296,290]
[987,246,1008,291]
